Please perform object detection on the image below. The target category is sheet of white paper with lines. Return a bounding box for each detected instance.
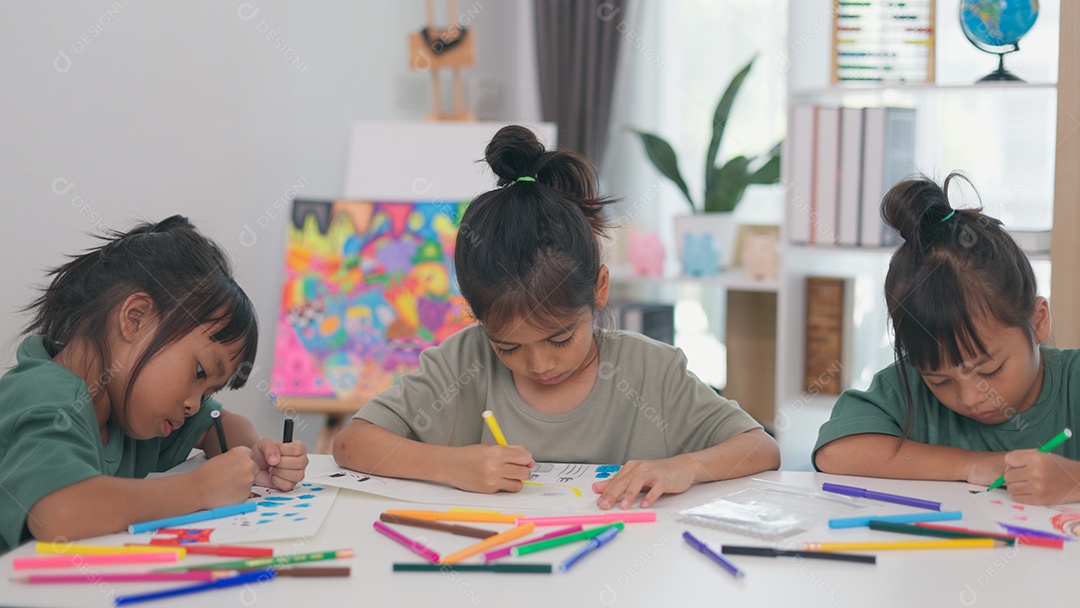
[309,462,622,511]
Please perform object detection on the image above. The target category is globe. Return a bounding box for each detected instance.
[959,0,1040,82]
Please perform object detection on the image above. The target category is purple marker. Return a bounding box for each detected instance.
[996,522,1074,542]
[822,482,942,511]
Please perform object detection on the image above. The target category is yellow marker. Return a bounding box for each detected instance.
[482,410,508,446]
[441,523,536,564]
[386,509,522,524]
[804,539,1002,551]
[35,543,186,558]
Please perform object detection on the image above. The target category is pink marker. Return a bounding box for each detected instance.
[13,552,180,570]
[14,571,222,584]
[373,521,441,564]
[480,525,584,563]
[516,512,657,526]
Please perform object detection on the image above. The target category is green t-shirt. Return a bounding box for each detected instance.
[0,335,221,553]
[813,348,1080,469]
[356,326,762,463]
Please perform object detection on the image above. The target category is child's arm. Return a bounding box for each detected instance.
[26,448,259,542]
[815,433,1006,484]
[1001,451,1080,505]
[333,419,535,493]
[196,409,308,491]
[593,428,780,510]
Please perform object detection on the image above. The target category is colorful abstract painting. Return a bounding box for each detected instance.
[270,199,473,402]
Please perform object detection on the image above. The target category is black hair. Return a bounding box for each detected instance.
[23,215,258,407]
[881,173,1038,435]
[455,125,617,336]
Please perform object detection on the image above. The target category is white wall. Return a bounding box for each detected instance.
[0,1,541,447]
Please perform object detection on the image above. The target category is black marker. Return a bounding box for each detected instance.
[211,410,228,453]
[283,418,294,443]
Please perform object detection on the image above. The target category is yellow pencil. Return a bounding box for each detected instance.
[441,523,537,564]
[385,509,522,524]
[482,410,509,446]
[804,539,1004,551]
[35,543,186,558]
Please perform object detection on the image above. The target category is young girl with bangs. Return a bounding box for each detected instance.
[334,125,779,510]
[0,216,308,553]
[815,174,1080,505]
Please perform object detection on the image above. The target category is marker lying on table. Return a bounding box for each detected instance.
[35,543,184,556]
[154,548,355,572]
[720,545,876,564]
[683,531,744,579]
[869,520,1015,544]
[914,523,1064,549]
[14,567,350,584]
[128,503,258,534]
[385,509,522,524]
[512,523,624,558]
[114,569,274,606]
[380,512,498,539]
[374,521,441,564]
[822,482,942,511]
[996,522,1074,542]
[14,552,180,571]
[828,510,963,529]
[804,539,1006,551]
[131,543,274,558]
[394,563,552,573]
[974,428,1073,494]
[481,525,583,563]
[558,526,621,573]
[441,523,536,564]
[517,512,656,526]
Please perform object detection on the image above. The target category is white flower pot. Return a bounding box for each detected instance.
[673,212,739,275]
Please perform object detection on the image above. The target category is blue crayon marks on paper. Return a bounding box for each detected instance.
[264,496,293,502]
[595,465,621,476]
[309,487,324,491]
[258,520,272,524]
[296,503,311,508]
[596,473,611,479]
[301,483,312,487]
[298,494,316,500]
[257,502,278,508]
[284,513,297,517]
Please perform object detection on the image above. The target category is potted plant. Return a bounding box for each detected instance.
[632,54,781,274]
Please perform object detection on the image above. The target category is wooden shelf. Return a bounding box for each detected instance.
[610,268,779,293]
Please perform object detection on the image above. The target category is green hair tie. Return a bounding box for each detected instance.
[939,210,956,223]
[516,176,536,183]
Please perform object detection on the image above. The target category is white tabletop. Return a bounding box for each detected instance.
[2,455,1078,608]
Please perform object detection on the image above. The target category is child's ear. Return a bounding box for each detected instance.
[117,293,156,344]
[1032,296,1051,344]
[594,264,610,309]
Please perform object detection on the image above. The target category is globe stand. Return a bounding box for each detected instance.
[976,45,1024,83]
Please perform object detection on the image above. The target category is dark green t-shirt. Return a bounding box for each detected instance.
[0,335,220,553]
[813,348,1080,469]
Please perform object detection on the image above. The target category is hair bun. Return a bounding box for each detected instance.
[485,125,546,186]
[880,175,960,249]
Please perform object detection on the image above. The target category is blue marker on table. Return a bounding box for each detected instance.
[128,503,258,534]
[557,526,620,573]
[114,569,274,605]
[828,510,963,529]
[683,531,744,579]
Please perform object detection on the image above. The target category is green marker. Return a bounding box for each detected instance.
[511,522,624,557]
[979,428,1073,493]
[154,548,354,572]
[393,563,552,573]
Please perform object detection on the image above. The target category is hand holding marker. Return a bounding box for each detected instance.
[975,428,1072,494]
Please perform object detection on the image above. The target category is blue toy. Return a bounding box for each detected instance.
[682,233,720,277]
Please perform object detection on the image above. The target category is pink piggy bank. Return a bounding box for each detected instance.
[629,230,664,276]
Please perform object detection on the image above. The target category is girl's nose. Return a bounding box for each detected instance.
[956,379,987,409]
[184,394,202,415]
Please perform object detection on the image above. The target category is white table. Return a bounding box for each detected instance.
[2,456,1077,608]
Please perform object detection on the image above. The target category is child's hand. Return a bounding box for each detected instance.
[446,444,535,494]
[195,447,260,507]
[1002,450,1080,505]
[592,458,695,510]
[251,437,309,491]
[964,451,1009,486]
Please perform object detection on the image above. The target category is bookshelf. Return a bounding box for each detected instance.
[777,0,1071,470]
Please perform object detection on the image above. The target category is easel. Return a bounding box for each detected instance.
[408,0,476,121]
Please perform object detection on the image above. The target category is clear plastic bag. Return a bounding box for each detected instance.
[678,479,865,540]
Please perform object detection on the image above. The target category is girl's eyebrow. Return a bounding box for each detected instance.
[920,352,998,376]
[483,325,574,347]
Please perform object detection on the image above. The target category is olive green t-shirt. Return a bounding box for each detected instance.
[0,335,221,553]
[813,348,1080,469]
[356,326,762,463]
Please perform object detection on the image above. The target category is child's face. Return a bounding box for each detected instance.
[112,318,244,440]
[484,310,598,390]
[917,302,1050,425]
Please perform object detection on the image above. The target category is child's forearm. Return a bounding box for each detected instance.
[332,419,456,485]
[26,473,206,543]
[682,428,781,483]
[815,433,992,481]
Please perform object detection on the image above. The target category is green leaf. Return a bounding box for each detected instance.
[631,129,696,212]
[704,156,751,213]
[748,145,782,184]
[704,55,759,195]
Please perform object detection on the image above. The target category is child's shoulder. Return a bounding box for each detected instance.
[600,329,684,366]
[0,335,94,426]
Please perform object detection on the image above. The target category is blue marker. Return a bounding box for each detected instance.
[828,510,963,529]
[128,502,258,534]
[683,531,744,579]
[114,569,274,605]
[556,526,621,573]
